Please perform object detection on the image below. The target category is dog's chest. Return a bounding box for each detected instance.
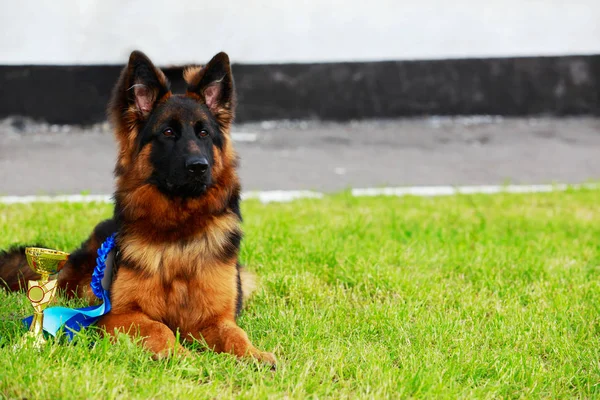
[119,213,239,276]
[120,235,218,277]
[160,268,236,332]
[111,239,238,332]
[157,252,237,332]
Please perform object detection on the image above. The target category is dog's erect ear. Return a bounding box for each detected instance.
[110,51,171,125]
[125,51,170,117]
[109,51,171,176]
[185,52,235,124]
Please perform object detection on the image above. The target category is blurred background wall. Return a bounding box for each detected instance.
[0,0,599,195]
[1,0,599,65]
[0,0,598,124]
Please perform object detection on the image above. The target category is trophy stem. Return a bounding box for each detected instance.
[30,311,45,337]
[19,310,47,349]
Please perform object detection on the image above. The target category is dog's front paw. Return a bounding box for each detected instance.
[253,351,277,369]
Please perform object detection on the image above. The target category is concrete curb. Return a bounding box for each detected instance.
[0,184,596,205]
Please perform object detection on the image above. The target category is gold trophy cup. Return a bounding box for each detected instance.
[23,247,69,346]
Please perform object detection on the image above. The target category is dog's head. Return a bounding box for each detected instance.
[109,51,237,203]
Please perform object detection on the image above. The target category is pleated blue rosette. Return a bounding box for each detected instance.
[23,233,116,340]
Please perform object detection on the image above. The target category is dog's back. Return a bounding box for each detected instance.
[0,245,39,291]
[0,218,117,303]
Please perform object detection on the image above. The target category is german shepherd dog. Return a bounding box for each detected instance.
[0,51,276,366]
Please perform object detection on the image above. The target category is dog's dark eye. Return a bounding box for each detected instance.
[198,129,209,138]
[163,128,175,138]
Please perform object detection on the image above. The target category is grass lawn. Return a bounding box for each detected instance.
[0,188,599,399]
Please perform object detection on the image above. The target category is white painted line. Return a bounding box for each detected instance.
[0,194,113,205]
[231,132,258,142]
[351,183,598,197]
[0,191,324,205]
[0,184,596,205]
[242,190,323,203]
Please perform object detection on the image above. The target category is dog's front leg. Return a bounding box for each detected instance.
[99,312,187,359]
[196,320,276,366]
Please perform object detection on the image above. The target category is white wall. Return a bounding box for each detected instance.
[1,0,599,65]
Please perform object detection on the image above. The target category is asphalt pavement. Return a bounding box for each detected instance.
[0,116,599,196]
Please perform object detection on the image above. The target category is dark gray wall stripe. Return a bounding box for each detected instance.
[1,55,598,124]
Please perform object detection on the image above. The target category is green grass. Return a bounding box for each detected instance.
[1,188,599,399]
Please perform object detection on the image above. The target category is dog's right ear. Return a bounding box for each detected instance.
[109,51,171,129]
[110,51,171,176]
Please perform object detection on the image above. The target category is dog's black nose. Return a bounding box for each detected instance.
[185,157,209,176]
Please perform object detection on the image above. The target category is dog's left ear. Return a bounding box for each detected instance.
[186,52,235,123]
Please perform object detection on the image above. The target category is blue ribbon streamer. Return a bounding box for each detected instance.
[23,233,116,340]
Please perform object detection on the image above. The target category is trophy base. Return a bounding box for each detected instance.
[22,330,47,348]
[15,311,47,350]
[14,330,47,350]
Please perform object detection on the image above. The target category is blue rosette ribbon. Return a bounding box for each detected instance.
[23,233,116,340]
